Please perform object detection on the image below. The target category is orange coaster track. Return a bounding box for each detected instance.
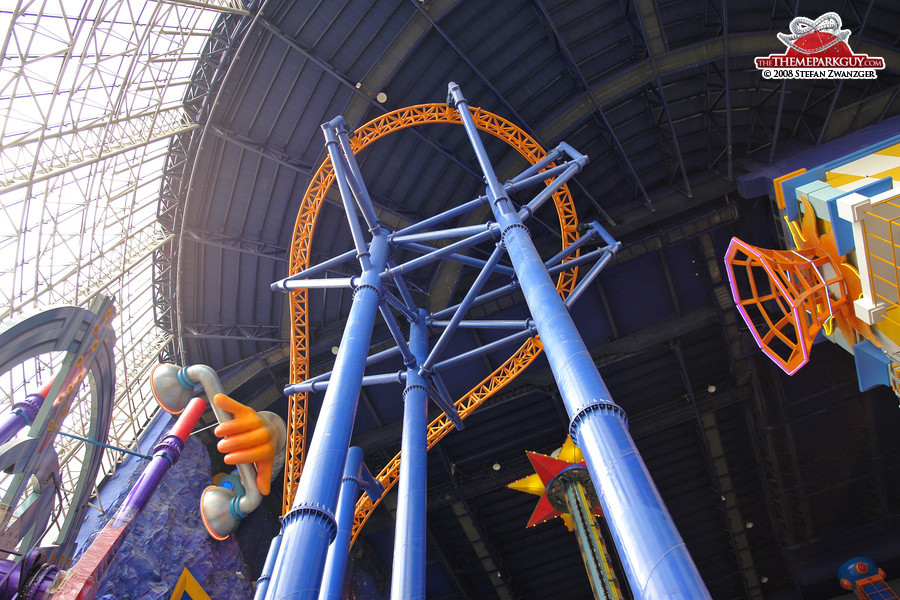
[284,103,581,544]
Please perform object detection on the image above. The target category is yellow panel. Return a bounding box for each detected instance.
[838,177,880,192]
[875,143,900,157]
[508,473,546,496]
[875,306,900,349]
[825,172,864,187]
[871,165,900,182]
[169,568,212,600]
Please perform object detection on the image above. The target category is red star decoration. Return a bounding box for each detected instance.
[507,436,603,530]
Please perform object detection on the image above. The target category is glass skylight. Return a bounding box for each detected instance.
[0,0,245,550]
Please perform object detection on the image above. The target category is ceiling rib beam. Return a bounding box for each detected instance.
[659,252,682,318]
[630,0,692,197]
[408,0,590,231]
[767,80,788,165]
[816,0,876,145]
[672,343,764,599]
[182,322,287,343]
[438,446,516,600]
[184,227,288,262]
[426,523,474,599]
[767,1,799,161]
[209,122,313,175]
[535,32,783,150]
[530,0,651,214]
[257,13,565,251]
[747,361,812,547]
[596,282,620,341]
[257,17,488,187]
[718,0,733,178]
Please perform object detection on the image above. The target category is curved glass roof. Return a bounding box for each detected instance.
[0,0,244,549]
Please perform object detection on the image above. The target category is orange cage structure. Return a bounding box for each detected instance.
[724,238,849,375]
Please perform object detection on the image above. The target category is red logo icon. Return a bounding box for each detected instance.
[756,12,884,79]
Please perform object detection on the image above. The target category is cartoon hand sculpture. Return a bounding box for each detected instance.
[212,393,286,496]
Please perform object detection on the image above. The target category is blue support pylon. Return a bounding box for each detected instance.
[390,309,430,600]
[319,447,382,600]
[268,85,708,600]
[265,120,391,600]
[447,82,710,600]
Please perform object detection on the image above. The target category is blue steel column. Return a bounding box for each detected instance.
[318,446,365,600]
[254,534,282,600]
[390,309,429,600]
[266,236,389,599]
[448,82,711,600]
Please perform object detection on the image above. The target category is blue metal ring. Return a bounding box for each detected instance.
[501,222,530,240]
[402,384,427,401]
[352,282,383,303]
[281,503,338,543]
[176,367,195,389]
[230,495,248,520]
[569,399,628,440]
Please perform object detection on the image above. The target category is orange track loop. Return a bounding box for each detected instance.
[284,104,580,539]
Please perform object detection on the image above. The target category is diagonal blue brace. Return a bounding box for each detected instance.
[448,82,712,600]
[425,374,464,432]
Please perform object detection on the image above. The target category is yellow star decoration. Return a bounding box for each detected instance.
[507,435,602,531]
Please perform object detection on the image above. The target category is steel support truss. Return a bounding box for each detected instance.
[269,84,710,599]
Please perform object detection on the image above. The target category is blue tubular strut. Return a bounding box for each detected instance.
[287,371,407,395]
[272,248,356,291]
[318,446,363,600]
[390,223,494,245]
[448,82,711,600]
[387,235,513,278]
[319,446,383,600]
[255,534,282,600]
[390,310,429,600]
[335,119,382,232]
[421,243,505,374]
[266,123,391,600]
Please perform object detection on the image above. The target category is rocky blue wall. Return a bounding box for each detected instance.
[75,416,253,599]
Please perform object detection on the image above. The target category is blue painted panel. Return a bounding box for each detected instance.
[853,340,891,392]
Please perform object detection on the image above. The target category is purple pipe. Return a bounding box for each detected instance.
[0,379,54,446]
[0,412,28,448]
[112,397,206,527]
[0,550,50,599]
[50,397,207,600]
[0,561,59,600]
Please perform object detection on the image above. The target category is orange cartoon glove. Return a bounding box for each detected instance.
[212,393,285,496]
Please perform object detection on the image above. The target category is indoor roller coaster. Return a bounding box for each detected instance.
[264,82,712,600]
